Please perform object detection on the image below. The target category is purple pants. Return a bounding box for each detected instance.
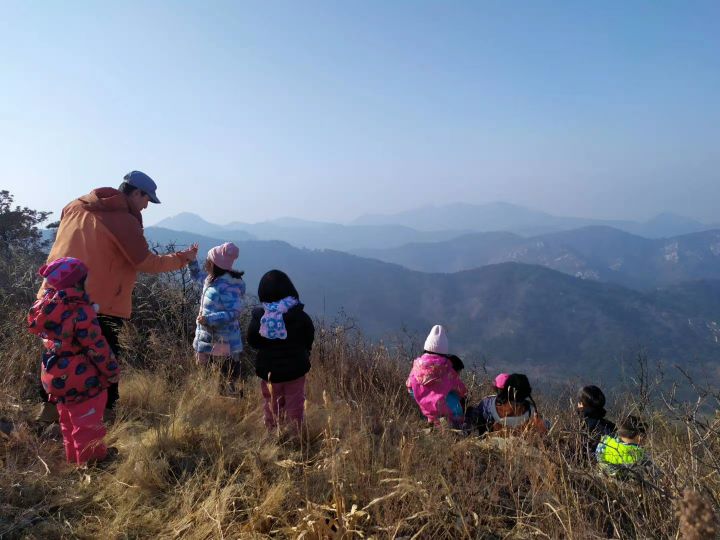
[260,376,306,430]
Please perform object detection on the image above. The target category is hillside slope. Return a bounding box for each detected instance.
[146,227,720,382]
[355,227,720,289]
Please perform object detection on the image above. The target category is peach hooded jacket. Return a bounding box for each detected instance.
[40,188,191,318]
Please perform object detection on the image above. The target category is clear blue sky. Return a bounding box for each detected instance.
[2,1,718,225]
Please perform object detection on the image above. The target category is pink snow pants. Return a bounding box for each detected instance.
[57,390,108,464]
[260,376,306,431]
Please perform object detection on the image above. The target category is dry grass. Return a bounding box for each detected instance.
[2,270,719,539]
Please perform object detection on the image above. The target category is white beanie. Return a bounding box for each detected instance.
[423,324,449,355]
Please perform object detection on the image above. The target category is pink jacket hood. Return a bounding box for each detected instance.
[406,353,467,423]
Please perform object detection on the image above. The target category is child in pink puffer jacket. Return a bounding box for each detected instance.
[406,325,467,427]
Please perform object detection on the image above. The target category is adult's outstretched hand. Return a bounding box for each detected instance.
[178,243,199,263]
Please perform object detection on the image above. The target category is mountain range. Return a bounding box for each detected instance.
[355,227,720,290]
[153,202,718,252]
[352,202,715,238]
[154,212,468,251]
[145,226,720,384]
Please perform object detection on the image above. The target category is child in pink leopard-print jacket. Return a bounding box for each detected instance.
[406,325,467,427]
[28,257,119,465]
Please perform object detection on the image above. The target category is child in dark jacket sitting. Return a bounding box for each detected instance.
[577,385,616,460]
[247,270,315,431]
[28,257,120,465]
[468,373,548,436]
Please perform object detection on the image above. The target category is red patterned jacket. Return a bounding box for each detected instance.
[28,286,120,404]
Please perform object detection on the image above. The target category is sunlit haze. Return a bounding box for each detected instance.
[2,1,718,225]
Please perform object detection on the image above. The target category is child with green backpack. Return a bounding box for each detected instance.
[596,415,652,480]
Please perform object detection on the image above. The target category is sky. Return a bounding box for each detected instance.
[1,1,719,226]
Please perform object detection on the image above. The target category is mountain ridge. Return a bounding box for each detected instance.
[153,204,714,253]
[153,214,471,251]
[354,226,720,289]
[145,226,720,383]
[352,202,712,238]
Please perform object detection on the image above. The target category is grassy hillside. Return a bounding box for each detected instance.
[2,320,719,538]
[1,248,719,538]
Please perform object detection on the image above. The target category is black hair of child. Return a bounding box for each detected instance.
[578,385,607,416]
[497,373,541,415]
[448,354,464,373]
[258,269,300,303]
[422,351,465,373]
[498,373,532,402]
[206,260,244,282]
[617,415,647,439]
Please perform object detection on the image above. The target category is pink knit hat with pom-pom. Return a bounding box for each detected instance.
[207,242,239,271]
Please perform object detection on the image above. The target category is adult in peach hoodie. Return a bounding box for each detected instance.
[39,171,198,411]
[406,325,467,427]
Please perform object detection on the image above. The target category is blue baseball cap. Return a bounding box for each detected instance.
[123,170,161,204]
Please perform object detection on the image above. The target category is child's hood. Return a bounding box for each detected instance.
[410,353,455,386]
[28,287,87,336]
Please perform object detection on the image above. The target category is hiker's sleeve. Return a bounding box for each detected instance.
[303,314,315,352]
[75,307,120,383]
[104,215,187,274]
[531,415,548,435]
[456,376,468,397]
[135,251,188,274]
[205,309,234,324]
[246,309,265,349]
[188,260,207,283]
[595,438,607,463]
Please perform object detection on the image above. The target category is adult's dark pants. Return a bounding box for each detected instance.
[97,315,125,410]
[38,314,125,411]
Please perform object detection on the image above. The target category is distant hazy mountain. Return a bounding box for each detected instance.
[354,227,720,289]
[153,212,232,237]
[153,213,469,251]
[639,212,710,238]
[145,227,254,250]
[352,202,711,238]
[145,227,720,382]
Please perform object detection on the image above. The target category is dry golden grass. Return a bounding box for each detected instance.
[2,258,719,540]
[2,320,719,539]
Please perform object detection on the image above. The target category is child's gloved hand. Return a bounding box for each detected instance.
[179,243,199,263]
[197,315,208,326]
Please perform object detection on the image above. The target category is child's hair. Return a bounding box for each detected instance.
[578,385,606,411]
[204,258,244,282]
[258,269,299,303]
[497,373,532,404]
[448,354,464,373]
[617,415,647,439]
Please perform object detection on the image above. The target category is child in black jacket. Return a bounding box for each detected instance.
[247,270,314,431]
[577,385,616,460]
